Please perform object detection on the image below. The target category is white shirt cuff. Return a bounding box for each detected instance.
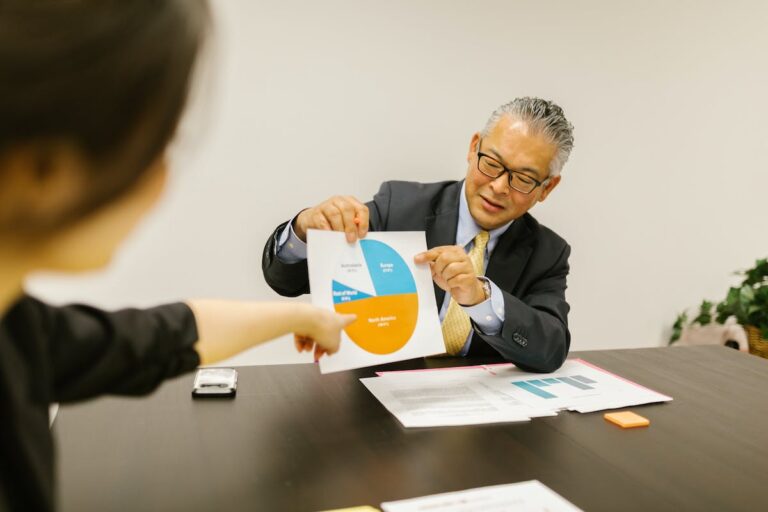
[462,278,505,335]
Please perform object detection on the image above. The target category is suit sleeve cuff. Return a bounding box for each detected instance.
[276,214,308,263]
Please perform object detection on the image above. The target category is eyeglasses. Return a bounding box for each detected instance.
[475,139,549,194]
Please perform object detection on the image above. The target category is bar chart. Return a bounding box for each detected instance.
[512,375,598,399]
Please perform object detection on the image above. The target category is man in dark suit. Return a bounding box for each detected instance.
[262,97,574,372]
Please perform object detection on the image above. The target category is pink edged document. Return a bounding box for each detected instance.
[361,359,672,427]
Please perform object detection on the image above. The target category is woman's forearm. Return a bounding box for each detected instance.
[187,299,355,366]
[188,299,315,365]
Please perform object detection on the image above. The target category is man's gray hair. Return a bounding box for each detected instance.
[481,97,574,177]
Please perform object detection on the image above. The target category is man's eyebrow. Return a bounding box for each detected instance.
[484,147,542,178]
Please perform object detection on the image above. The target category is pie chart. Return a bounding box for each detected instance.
[332,239,419,354]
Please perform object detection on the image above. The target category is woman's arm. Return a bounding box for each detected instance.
[33,295,353,402]
[188,299,355,365]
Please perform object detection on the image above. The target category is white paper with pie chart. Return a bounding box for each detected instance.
[307,230,444,373]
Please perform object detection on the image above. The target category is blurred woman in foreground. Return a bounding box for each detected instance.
[0,1,353,510]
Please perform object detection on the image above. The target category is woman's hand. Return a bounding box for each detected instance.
[294,306,356,361]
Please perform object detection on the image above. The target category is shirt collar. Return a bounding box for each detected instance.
[457,181,513,251]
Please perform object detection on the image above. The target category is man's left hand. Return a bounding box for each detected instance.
[414,246,486,306]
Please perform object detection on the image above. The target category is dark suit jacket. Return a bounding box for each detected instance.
[262,180,571,373]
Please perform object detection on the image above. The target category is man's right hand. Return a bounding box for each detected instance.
[293,195,369,243]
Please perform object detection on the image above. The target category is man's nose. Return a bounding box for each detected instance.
[489,173,510,195]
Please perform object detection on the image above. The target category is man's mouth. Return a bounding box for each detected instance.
[480,195,505,213]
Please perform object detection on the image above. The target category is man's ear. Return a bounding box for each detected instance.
[467,132,481,163]
[537,175,561,202]
[0,143,87,231]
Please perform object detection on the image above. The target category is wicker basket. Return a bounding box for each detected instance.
[745,325,768,359]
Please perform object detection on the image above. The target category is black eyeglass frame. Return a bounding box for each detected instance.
[475,139,550,194]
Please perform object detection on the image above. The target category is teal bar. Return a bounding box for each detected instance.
[528,379,549,387]
[543,378,560,384]
[513,381,557,399]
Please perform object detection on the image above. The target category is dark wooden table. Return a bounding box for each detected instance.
[55,345,768,512]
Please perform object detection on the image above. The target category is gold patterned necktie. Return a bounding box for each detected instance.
[441,230,490,355]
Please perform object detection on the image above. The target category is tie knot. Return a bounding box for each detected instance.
[467,230,490,279]
[474,230,490,250]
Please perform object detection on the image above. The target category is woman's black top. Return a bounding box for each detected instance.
[0,294,199,512]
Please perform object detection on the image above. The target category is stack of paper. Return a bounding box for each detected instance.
[320,480,582,512]
[381,480,583,512]
[361,359,672,428]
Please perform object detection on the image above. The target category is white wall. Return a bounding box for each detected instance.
[27,0,768,364]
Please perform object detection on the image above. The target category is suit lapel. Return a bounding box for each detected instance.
[424,182,462,307]
[486,214,535,292]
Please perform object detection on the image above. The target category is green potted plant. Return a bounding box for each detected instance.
[671,258,768,358]
[715,258,768,357]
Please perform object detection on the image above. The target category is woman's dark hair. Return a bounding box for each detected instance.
[0,0,209,232]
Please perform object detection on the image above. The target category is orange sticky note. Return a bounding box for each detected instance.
[320,507,379,512]
[604,411,650,428]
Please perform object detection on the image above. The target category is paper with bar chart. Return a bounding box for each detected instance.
[360,359,672,427]
[307,230,444,373]
[490,359,673,413]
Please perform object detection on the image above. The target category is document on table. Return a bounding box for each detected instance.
[361,359,672,427]
[362,366,554,427]
[380,480,583,512]
[307,230,444,373]
[481,358,673,414]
